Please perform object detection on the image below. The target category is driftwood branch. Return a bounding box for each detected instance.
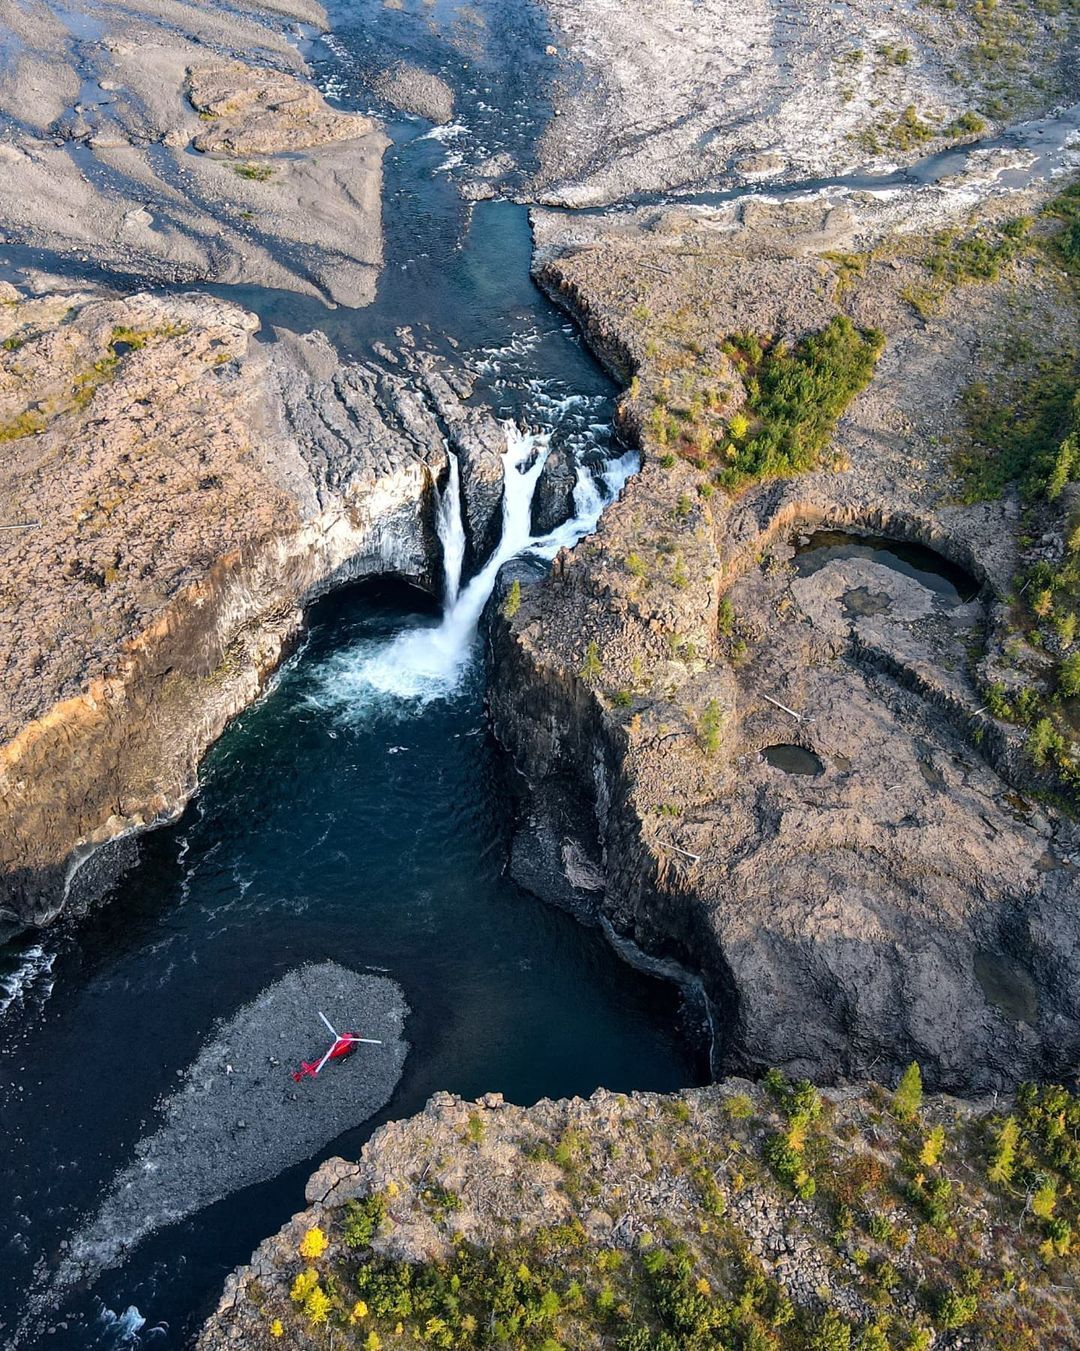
[762,692,802,722]
[662,841,700,863]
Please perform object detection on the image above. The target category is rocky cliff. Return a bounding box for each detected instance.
[489,185,1080,1095]
[0,286,511,935]
[198,1075,1080,1349]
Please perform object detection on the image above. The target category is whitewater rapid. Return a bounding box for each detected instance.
[311,421,637,709]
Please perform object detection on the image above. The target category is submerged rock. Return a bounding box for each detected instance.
[51,963,407,1297]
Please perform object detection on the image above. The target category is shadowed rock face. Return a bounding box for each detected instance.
[45,963,407,1305]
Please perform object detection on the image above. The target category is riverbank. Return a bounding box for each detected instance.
[0,0,387,303]
[532,0,1080,204]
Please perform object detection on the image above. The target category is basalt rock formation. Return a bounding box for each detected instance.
[490,188,1080,1095]
[0,287,510,937]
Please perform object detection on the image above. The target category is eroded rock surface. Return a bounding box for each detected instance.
[534,0,1080,203]
[491,188,1080,1093]
[0,0,387,304]
[189,62,375,153]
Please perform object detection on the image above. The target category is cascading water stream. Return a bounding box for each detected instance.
[318,423,551,705]
[311,420,640,712]
[435,447,465,608]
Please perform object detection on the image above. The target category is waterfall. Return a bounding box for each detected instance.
[436,447,465,607]
[311,422,635,710]
[330,424,549,703]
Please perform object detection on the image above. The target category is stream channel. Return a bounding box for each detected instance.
[0,5,707,1347]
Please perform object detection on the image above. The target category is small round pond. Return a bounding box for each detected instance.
[761,744,825,776]
[794,530,980,606]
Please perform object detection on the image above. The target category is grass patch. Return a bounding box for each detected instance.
[956,334,1080,799]
[714,317,884,491]
[0,410,46,441]
[902,214,1033,317]
[234,160,275,183]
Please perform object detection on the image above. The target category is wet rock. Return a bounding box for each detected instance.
[533,444,577,534]
[371,62,455,125]
[189,63,375,154]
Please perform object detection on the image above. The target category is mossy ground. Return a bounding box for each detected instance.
[944,184,1080,800]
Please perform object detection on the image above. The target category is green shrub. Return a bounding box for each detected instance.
[502,578,522,620]
[580,641,602,683]
[935,1287,977,1330]
[342,1194,386,1249]
[919,1125,946,1168]
[892,1062,923,1122]
[698,699,724,755]
[716,317,883,490]
[1060,652,1080,697]
[988,1116,1019,1185]
[626,552,648,578]
[809,1310,853,1351]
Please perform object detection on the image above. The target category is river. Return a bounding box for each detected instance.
[0,4,708,1347]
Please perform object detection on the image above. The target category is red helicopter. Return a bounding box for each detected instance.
[291,1011,383,1082]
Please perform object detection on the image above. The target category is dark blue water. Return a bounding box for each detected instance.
[0,585,703,1349]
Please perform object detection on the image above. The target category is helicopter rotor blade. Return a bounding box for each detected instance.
[342,1036,383,1045]
[313,1045,335,1075]
[318,1011,338,1039]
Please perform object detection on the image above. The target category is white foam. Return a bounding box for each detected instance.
[436,447,465,607]
[0,944,56,1019]
[326,423,548,705]
[309,415,637,715]
[419,121,467,143]
[529,448,639,559]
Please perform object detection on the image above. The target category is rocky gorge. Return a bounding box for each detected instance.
[0,281,519,935]
[1,0,1079,1347]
